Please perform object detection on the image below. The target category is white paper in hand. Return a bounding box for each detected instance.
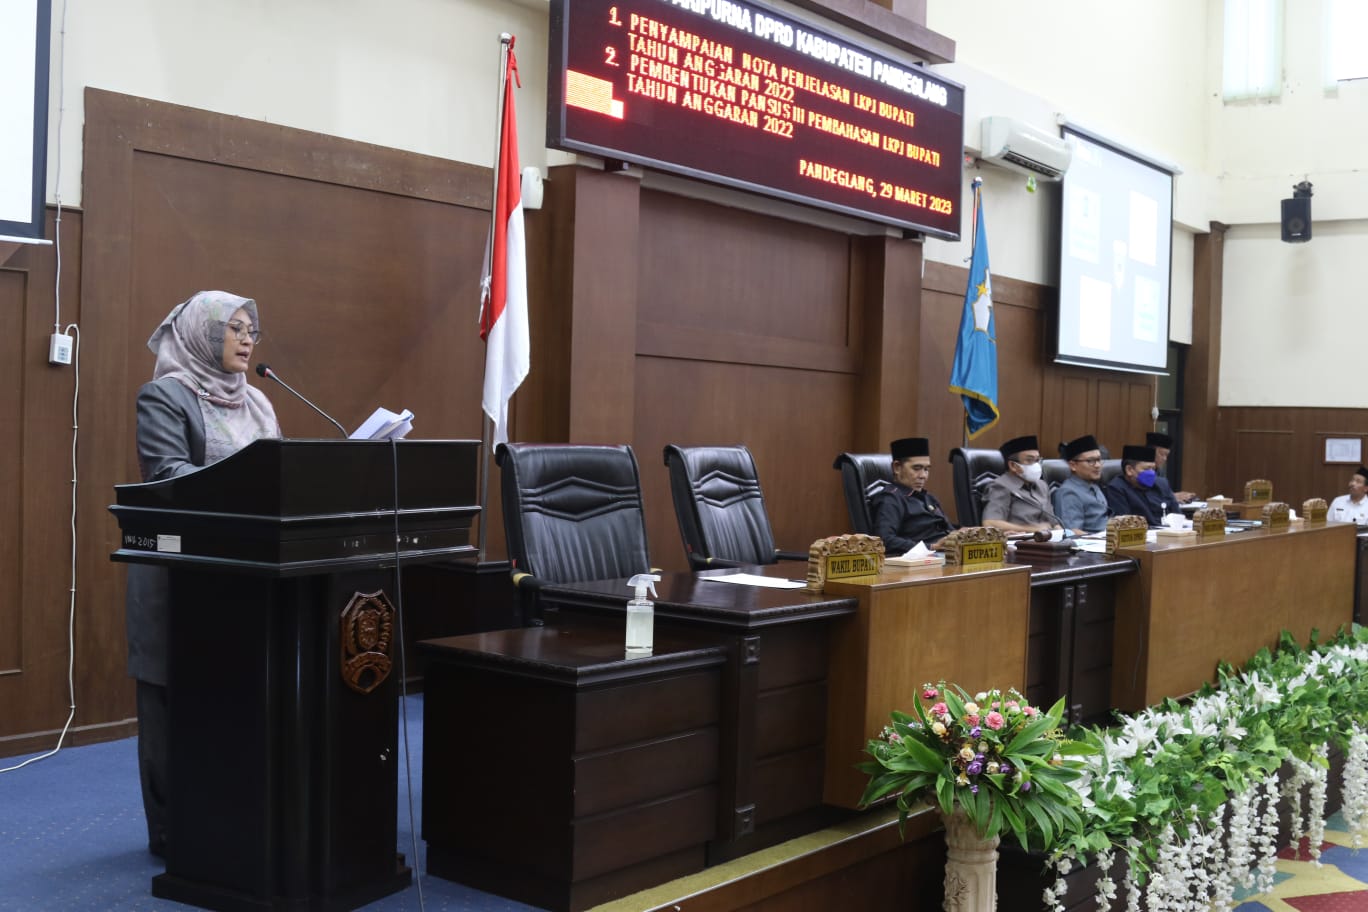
[350,407,414,440]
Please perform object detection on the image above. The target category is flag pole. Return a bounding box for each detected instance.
[477,33,514,563]
[961,178,980,450]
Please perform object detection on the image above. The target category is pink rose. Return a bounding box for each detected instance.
[985,711,1005,730]
[931,702,948,716]
[923,686,939,699]
[1007,701,1020,711]
[964,714,980,727]
[1023,706,1038,718]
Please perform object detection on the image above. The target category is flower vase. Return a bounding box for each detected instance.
[940,808,1000,912]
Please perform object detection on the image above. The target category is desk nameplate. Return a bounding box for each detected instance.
[825,552,882,581]
[953,541,1004,567]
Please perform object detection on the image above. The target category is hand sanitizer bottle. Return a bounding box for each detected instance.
[625,573,660,656]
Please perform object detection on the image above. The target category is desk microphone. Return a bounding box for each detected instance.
[255,363,348,437]
[1009,487,1067,530]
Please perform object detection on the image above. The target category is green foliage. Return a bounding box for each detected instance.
[1049,622,1368,873]
[860,623,1368,878]
[858,683,1094,853]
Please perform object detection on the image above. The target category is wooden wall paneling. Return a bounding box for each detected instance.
[1093,381,1129,455]
[0,268,24,675]
[516,189,572,446]
[915,284,962,473]
[851,236,920,452]
[1210,407,1368,508]
[632,189,860,570]
[635,359,857,571]
[1049,375,1093,456]
[0,210,106,754]
[989,290,1045,441]
[26,88,493,756]
[1186,224,1226,496]
[1232,428,1297,501]
[1128,380,1157,448]
[565,167,641,445]
[922,259,1156,504]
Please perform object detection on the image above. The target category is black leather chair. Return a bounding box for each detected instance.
[1041,459,1071,492]
[1100,459,1123,486]
[832,453,896,534]
[947,448,1004,527]
[496,443,652,613]
[950,449,1081,526]
[663,444,805,569]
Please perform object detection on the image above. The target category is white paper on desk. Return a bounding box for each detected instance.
[350,406,414,440]
[898,542,932,559]
[700,573,807,589]
[1072,536,1110,553]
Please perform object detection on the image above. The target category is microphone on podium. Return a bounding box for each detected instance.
[255,363,348,437]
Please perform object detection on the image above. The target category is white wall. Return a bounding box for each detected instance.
[928,0,1368,406]
[1221,220,1366,407]
[46,0,550,208]
[923,4,1210,340]
[42,0,1366,408]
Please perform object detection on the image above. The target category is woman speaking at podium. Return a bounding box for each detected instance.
[125,290,281,856]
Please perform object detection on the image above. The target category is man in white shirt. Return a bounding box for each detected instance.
[1328,465,1368,525]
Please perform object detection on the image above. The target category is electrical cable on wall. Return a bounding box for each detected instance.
[2,324,80,774]
[3,0,76,775]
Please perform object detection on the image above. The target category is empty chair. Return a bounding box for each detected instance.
[496,443,652,605]
[832,452,897,535]
[946,447,1006,527]
[663,444,805,569]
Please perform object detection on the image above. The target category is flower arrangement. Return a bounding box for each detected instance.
[1044,625,1368,912]
[859,682,1092,852]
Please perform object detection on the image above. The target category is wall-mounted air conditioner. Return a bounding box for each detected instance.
[979,116,1072,180]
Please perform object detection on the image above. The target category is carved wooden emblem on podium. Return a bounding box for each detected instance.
[1303,498,1328,523]
[805,534,884,592]
[937,527,1007,567]
[1244,478,1273,505]
[1193,506,1228,538]
[1261,501,1290,530]
[340,590,395,694]
[1106,515,1149,553]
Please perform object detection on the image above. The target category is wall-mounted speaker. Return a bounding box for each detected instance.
[1281,195,1311,243]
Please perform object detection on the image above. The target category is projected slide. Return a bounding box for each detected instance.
[1056,128,1173,374]
[0,0,50,242]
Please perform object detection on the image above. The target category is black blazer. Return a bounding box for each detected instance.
[125,378,206,685]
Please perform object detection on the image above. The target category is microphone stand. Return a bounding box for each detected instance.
[256,364,347,437]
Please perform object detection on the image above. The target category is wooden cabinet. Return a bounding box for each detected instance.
[420,621,726,912]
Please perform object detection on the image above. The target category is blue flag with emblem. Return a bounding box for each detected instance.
[949,178,1000,441]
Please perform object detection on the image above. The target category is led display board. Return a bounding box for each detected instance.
[548,0,966,238]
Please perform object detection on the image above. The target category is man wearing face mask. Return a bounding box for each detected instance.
[1103,444,1167,526]
[981,435,1063,533]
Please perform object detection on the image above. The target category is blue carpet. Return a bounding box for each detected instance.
[0,694,541,911]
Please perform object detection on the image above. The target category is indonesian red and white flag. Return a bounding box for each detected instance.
[479,39,529,446]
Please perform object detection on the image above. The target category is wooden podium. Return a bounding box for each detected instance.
[110,439,479,911]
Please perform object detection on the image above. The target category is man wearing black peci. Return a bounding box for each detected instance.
[1146,431,1197,505]
[981,434,1062,534]
[1053,434,1109,533]
[1103,444,1167,526]
[872,437,956,555]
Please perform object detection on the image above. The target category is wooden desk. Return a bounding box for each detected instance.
[821,562,1033,809]
[420,621,726,912]
[538,573,856,861]
[1111,521,1357,712]
[1011,550,1136,724]
[1356,532,1368,625]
